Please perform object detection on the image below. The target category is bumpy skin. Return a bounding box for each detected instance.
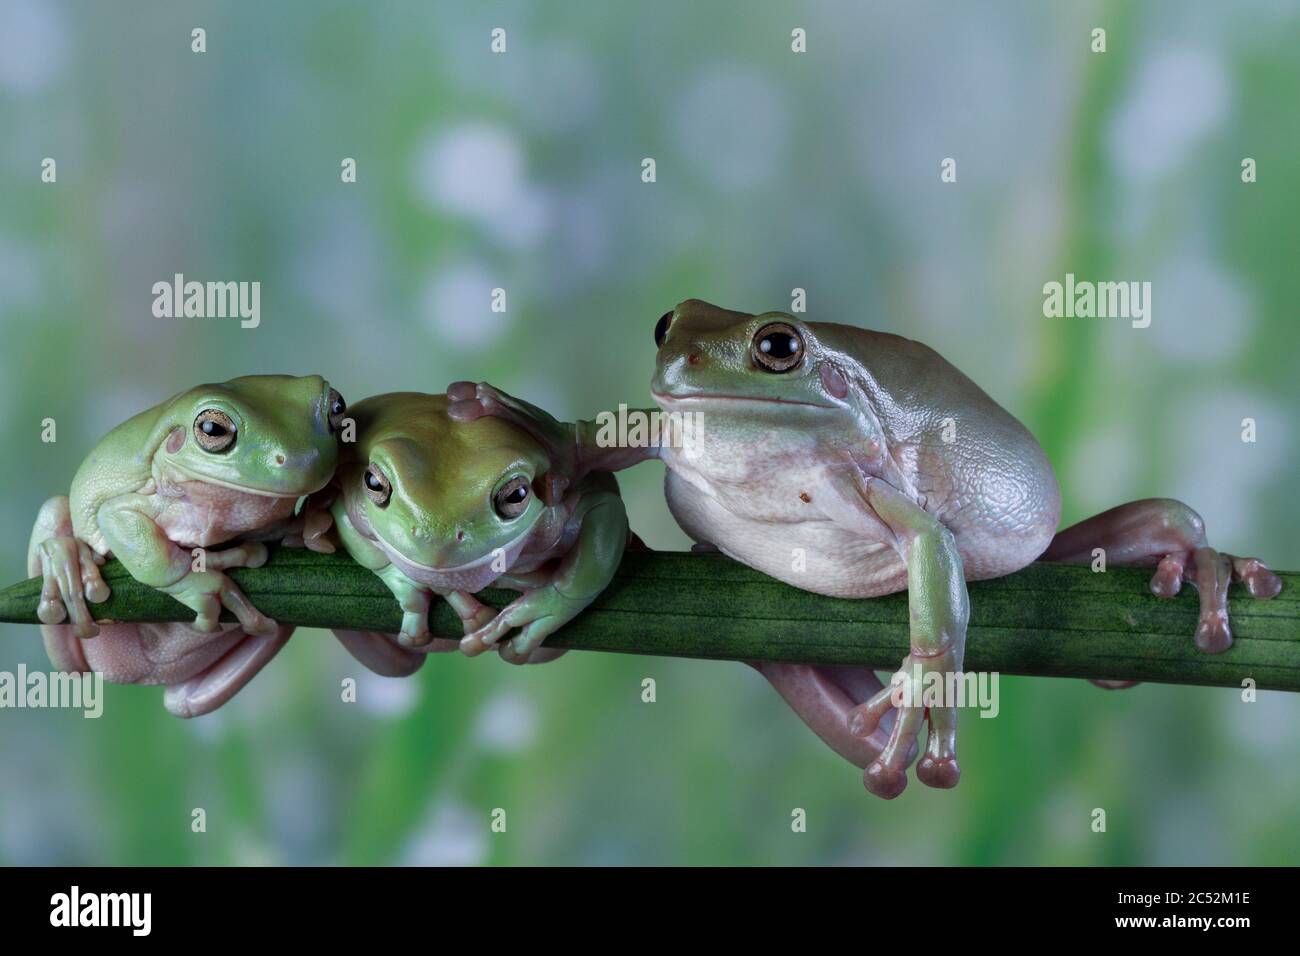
[456,299,1282,798]
[28,374,343,716]
[326,392,628,671]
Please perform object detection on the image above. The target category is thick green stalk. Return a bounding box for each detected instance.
[1,549,1296,690]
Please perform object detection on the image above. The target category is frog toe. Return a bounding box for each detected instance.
[863,762,909,799]
[916,754,961,790]
[37,573,68,625]
[1194,610,1232,654]
[1232,555,1282,599]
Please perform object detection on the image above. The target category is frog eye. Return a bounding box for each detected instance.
[751,322,804,373]
[654,310,673,348]
[363,464,391,506]
[493,476,531,519]
[193,409,237,453]
[327,388,347,433]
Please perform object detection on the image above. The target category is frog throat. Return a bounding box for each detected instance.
[371,521,536,574]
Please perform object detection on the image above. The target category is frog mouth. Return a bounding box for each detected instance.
[166,462,317,498]
[652,389,832,409]
[374,524,534,574]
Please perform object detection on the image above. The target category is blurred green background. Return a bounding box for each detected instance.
[1,0,1297,865]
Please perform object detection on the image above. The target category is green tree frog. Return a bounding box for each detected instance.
[27,374,346,716]
[324,391,628,675]
[449,299,1282,798]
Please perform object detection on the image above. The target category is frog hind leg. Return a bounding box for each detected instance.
[162,625,294,718]
[331,630,459,677]
[750,662,910,769]
[1040,498,1282,655]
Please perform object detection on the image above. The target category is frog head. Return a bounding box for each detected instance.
[650,299,855,419]
[347,393,550,576]
[159,374,345,497]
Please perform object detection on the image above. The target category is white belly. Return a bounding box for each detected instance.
[664,469,907,598]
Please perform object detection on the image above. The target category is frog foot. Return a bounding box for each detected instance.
[33,535,110,639]
[1150,548,1282,653]
[446,380,527,425]
[1043,499,1283,657]
[28,496,111,640]
[203,541,269,571]
[459,587,580,664]
[372,566,433,647]
[160,569,278,637]
[446,381,575,501]
[847,649,962,799]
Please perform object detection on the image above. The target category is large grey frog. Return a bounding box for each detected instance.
[449,299,1282,799]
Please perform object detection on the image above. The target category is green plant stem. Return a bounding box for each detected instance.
[1,548,1296,690]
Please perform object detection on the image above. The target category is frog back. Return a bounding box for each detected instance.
[825,323,1062,578]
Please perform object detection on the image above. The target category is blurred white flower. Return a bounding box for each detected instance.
[400,801,488,866]
[417,259,512,350]
[473,688,538,754]
[355,668,420,718]
[1107,47,1230,183]
[0,0,68,94]
[410,122,549,248]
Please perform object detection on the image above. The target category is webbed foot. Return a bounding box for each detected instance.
[27,496,109,640]
[459,587,584,664]
[160,569,277,637]
[1043,498,1283,656]
[847,648,962,798]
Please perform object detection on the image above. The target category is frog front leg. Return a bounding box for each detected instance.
[324,499,442,673]
[97,494,276,636]
[27,495,110,640]
[828,475,970,798]
[1041,497,1282,654]
[459,480,629,664]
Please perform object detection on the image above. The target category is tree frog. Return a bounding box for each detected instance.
[450,299,1282,798]
[323,391,628,675]
[27,374,347,716]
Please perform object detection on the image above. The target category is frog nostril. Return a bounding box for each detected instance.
[456,530,465,542]
[688,353,701,366]
[275,454,285,465]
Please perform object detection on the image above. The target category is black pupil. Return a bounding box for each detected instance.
[760,332,799,359]
[366,471,383,491]
[506,486,527,503]
[654,312,672,345]
[202,420,227,436]
[332,399,344,415]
